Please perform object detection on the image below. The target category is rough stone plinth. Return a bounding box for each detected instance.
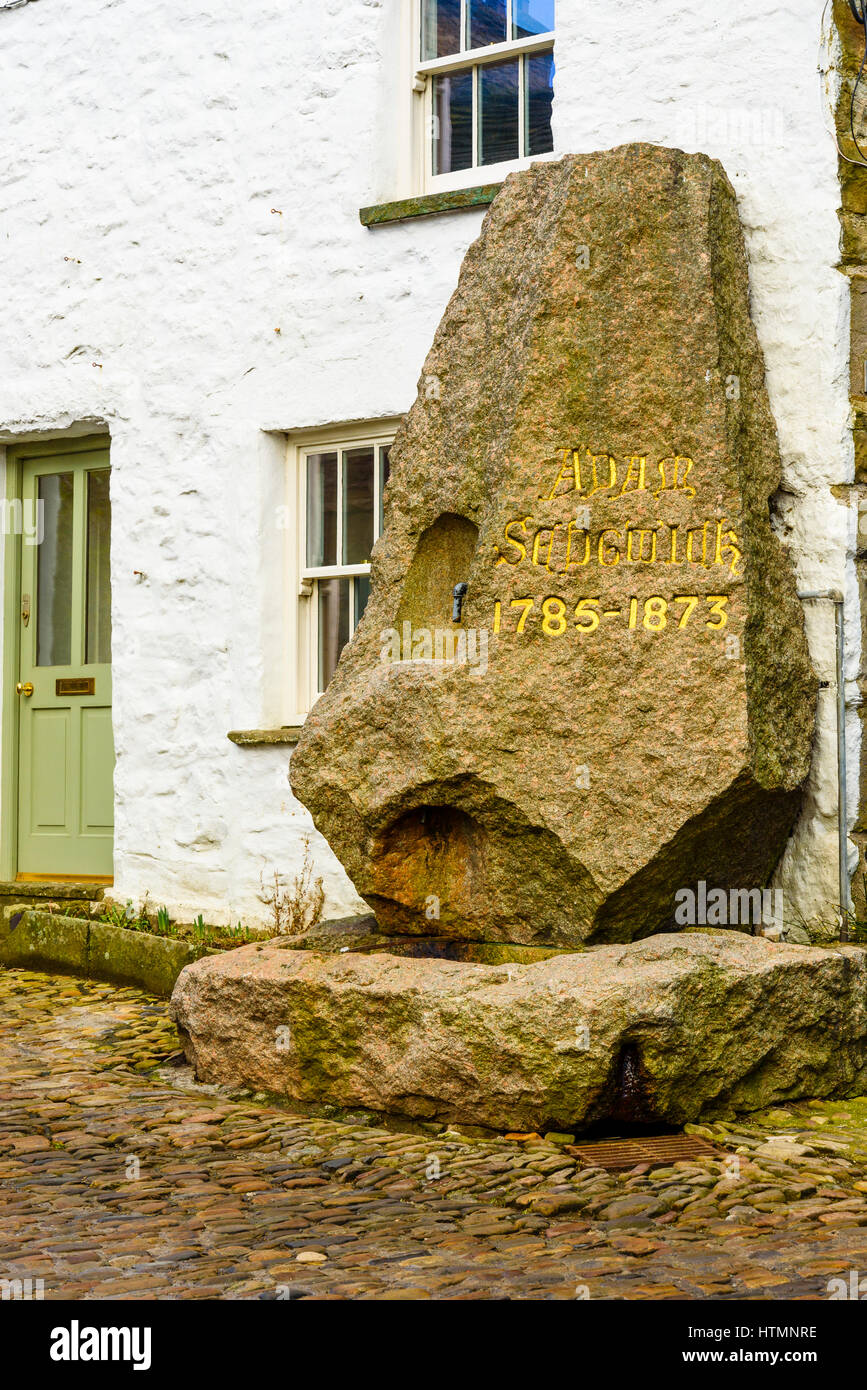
[171,935,867,1133]
[290,147,816,946]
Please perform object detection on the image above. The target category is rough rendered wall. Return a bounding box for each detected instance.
[0,0,852,927]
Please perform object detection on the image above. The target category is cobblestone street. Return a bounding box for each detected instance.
[2,966,867,1301]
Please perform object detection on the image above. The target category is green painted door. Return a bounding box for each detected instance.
[16,448,114,876]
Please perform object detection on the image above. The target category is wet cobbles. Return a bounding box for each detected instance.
[2,966,867,1300]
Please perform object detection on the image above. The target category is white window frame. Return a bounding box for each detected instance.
[413,0,556,194]
[284,419,402,720]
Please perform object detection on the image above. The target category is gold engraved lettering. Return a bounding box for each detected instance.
[714,521,742,576]
[654,457,671,497]
[685,521,710,567]
[494,508,741,575]
[598,528,621,566]
[531,527,555,572]
[706,596,729,629]
[543,448,582,500]
[510,598,534,632]
[575,598,600,632]
[618,455,647,496]
[495,592,733,638]
[495,515,531,565]
[674,595,699,628]
[626,526,658,564]
[564,520,591,570]
[642,597,668,631]
[587,451,616,496]
[653,455,697,499]
[543,449,699,503]
[541,597,568,636]
[675,456,696,497]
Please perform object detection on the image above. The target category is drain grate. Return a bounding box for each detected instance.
[566,1133,719,1171]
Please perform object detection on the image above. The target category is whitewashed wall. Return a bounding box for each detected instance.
[0,0,852,927]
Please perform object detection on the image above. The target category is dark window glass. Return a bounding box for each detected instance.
[354,574,371,629]
[514,0,555,38]
[434,69,474,174]
[36,473,74,667]
[318,577,350,691]
[85,470,112,665]
[379,446,390,536]
[422,0,461,59]
[480,59,518,166]
[526,52,554,155]
[306,453,337,567]
[468,0,506,49]
[342,447,375,565]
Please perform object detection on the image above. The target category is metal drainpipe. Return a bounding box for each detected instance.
[798,591,849,941]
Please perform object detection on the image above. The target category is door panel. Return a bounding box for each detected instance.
[80,707,114,832]
[16,449,114,876]
[28,709,70,831]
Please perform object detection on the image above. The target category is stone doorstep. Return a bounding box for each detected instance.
[0,881,105,909]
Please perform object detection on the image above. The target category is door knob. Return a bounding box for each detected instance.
[16,682,33,697]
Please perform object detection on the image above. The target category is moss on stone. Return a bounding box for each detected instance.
[359,184,501,227]
[0,909,216,996]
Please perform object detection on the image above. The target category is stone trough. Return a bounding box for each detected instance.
[171,932,867,1134]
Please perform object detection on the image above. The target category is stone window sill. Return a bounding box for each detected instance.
[359,183,502,227]
[227,728,302,747]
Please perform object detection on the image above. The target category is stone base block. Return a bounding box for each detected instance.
[170,933,867,1133]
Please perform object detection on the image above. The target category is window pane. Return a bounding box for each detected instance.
[318,577,350,691]
[306,452,337,567]
[36,473,74,667]
[85,470,112,665]
[526,52,554,155]
[342,447,374,564]
[378,446,390,538]
[514,0,555,38]
[468,0,506,49]
[422,0,461,59]
[433,69,474,174]
[480,58,519,166]
[354,574,371,630]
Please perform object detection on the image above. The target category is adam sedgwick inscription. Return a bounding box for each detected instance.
[291,146,816,947]
[492,447,740,646]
